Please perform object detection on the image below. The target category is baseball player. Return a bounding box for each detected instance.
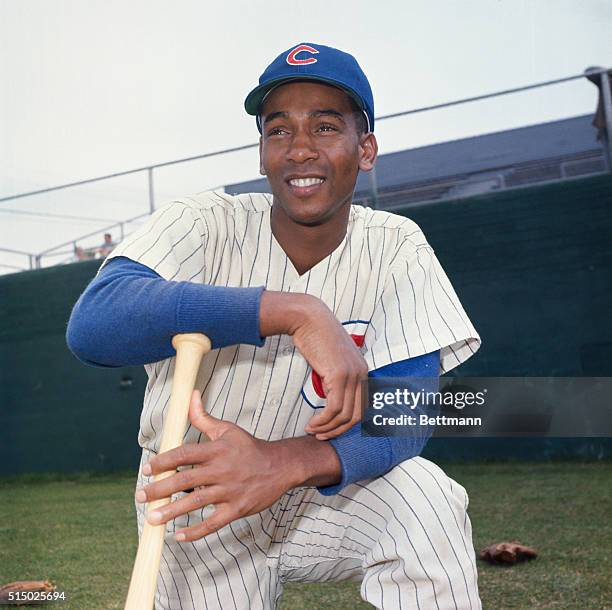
[67,43,482,609]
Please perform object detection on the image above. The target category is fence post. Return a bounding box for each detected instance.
[148,168,155,214]
[600,71,612,173]
[586,67,612,172]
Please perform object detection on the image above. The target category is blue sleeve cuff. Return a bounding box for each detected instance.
[178,281,265,349]
[316,350,440,496]
[318,424,395,495]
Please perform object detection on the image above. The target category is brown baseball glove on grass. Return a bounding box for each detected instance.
[479,541,538,564]
[0,580,55,606]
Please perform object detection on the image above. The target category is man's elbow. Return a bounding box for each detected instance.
[65,298,117,367]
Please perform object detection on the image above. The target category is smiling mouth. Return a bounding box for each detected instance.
[288,177,325,187]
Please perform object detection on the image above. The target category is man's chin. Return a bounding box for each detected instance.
[290,215,328,227]
[272,198,328,226]
[271,191,352,228]
[286,203,340,227]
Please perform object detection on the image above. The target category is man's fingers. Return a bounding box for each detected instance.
[305,376,347,431]
[307,373,364,437]
[174,507,235,542]
[308,400,353,435]
[138,461,214,501]
[320,375,361,432]
[146,486,220,525]
[144,443,214,477]
[316,380,362,439]
[189,390,231,441]
[312,412,355,439]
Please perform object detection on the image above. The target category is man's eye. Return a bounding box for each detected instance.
[267,127,286,136]
[317,123,338,132]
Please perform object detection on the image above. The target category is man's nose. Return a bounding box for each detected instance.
[286,129,319,163]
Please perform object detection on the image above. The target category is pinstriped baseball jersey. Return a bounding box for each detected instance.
[106,190,482,609]
[106,190,480,451]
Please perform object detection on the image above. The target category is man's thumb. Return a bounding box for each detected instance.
[188,390,226,440]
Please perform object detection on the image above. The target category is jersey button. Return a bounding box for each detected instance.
[281,345,293,356]
[269,398,280,407]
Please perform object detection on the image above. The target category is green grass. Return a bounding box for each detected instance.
[1,463,611,609]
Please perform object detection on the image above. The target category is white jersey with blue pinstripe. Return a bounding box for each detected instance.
[106,190,482,609]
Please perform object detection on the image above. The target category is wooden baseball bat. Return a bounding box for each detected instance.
[124,333,211,610]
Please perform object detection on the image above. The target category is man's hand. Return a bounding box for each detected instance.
[135,391,341,542]
[260,292,368,440]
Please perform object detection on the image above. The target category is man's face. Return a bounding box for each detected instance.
[259,81,376,227]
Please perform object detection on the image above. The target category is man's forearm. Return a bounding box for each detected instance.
[67,259,321,367]
[259,290,323,337]
[270,435,342,489]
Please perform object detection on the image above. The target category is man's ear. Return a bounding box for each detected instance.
[358,132,378,172]
[258,136,266,175]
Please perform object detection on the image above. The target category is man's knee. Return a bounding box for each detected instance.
[353,459,480,609]
[372,457,469,521]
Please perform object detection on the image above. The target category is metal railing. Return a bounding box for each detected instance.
[0,213,150,271]
[1,66,611,273]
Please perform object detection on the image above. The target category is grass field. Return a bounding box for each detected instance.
[1,462,611,610]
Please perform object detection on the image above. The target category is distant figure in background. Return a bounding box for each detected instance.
[96,233,115,259]
[74,245,94,262]
[73,233,116,263]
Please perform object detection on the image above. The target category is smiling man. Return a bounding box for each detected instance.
[260,80,376,276]
[67,43,482,609]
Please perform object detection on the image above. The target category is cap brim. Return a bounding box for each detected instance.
[244,75,365,117]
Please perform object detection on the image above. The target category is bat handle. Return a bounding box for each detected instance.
[124,333,211,610]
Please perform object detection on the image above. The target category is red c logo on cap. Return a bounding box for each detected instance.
[286,44,319,65]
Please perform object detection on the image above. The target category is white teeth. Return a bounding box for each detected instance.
[289,177,324,187]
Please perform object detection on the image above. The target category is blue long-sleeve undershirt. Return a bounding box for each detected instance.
[66,256,439,494]
[66,257,266,366]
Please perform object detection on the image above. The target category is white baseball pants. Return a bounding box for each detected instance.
[136,455,481,610]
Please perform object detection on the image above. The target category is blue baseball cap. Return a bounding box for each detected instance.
[244,42,375,134]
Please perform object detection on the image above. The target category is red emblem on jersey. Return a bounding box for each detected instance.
[286,44,319,66]
[302,321,369,408]
[351,334,365,348]
[312,370,326,398]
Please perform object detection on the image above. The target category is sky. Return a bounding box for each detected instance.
[1,0,611,272]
